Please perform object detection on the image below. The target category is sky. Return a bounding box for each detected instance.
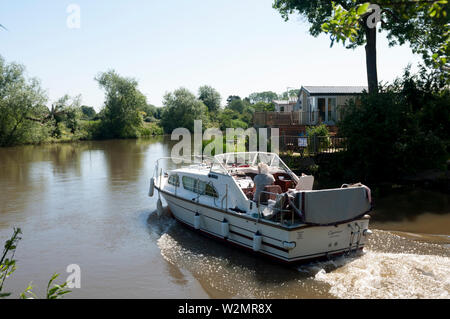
[0,0,423,110]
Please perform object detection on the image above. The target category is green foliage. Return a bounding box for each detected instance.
[45,273,71,299]
[47,95,83,137]
[306,124,331,153]
[202,136,226,156]
[227,98,248,113]
[140,122,164,136]
[226,95,241,105]
[253,101,275,112]
[217,108,250,131]
[81,105,96,120]
[160,87,210,133]
[198,85,222,113]
[248,91,278,103]
[19,273,72,299]
[1,228,72,299]
[278,89,300,101]
[306,124,330,137]
[138,103,161,120]
[0,228,21,297]
[338,68,449,182]
[273,0,449,83]
[0,56,49,146]
[95,70,146,139]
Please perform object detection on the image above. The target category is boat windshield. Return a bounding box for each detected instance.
[211,152,298,181]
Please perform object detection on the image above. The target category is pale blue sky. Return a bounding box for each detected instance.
[0,0,422,109]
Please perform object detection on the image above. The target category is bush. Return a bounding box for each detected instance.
[140,122,164,136]
[306,124,330,153]
[338,69,449,182]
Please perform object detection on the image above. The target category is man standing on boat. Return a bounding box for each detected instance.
[253,163,275,202]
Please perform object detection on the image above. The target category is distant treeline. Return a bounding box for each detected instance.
[0,55,299,147]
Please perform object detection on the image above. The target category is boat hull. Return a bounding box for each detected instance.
[158,187,370,264]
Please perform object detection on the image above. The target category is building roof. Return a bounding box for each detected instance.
[302,86,368,95]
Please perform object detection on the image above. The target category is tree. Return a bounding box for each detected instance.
[0,56,48,146]
[81,105,96,120]
[217,109,249,131]
[279,89,300,100]
[95,70,146,138]
[226,95,241,105]
[47,95,82,137]
[338,68,448,182]
[248,91,279,103]
[227,98,247,113]
[198,85,222,112]
[273,1,449,92]
[160,87,209,133]
[138,103,158,118]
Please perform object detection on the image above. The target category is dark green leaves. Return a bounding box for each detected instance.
[95,70,147,139]
[1,228,72,299]
[46,274,72,299]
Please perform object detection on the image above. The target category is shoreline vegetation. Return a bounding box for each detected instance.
[0,55,449,191]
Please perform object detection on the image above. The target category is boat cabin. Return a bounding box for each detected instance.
[156,152,314,227]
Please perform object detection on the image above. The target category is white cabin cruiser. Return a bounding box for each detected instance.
[150,152,372,264]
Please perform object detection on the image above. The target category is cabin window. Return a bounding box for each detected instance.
[182,176,196,192]
[168,174,179,187]
[205,183,219,198]
[182,176,218,198]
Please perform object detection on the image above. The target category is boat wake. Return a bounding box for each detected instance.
[146,208,176,240]
[300,230,450,299]
[310,249,449,299]
[148,213,450,299]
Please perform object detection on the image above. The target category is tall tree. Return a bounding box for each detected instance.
[273,1,449,92]
[0,56,48,146]
[161,88,209,133]
[95,70,146,138]
[198,85,222,112]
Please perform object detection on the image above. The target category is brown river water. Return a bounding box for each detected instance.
[0,137,449,299]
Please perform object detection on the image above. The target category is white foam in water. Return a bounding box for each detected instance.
[313,250,450,299]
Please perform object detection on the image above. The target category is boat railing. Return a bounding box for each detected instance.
[257,191,299,226]
[153,156,215,182]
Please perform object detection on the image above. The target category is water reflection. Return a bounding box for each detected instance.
[0,137,168,231]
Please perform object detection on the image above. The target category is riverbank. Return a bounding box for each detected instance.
[280,152,450,195]
[0,121,165,148]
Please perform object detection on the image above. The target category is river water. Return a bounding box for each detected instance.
[0,137,448,299]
